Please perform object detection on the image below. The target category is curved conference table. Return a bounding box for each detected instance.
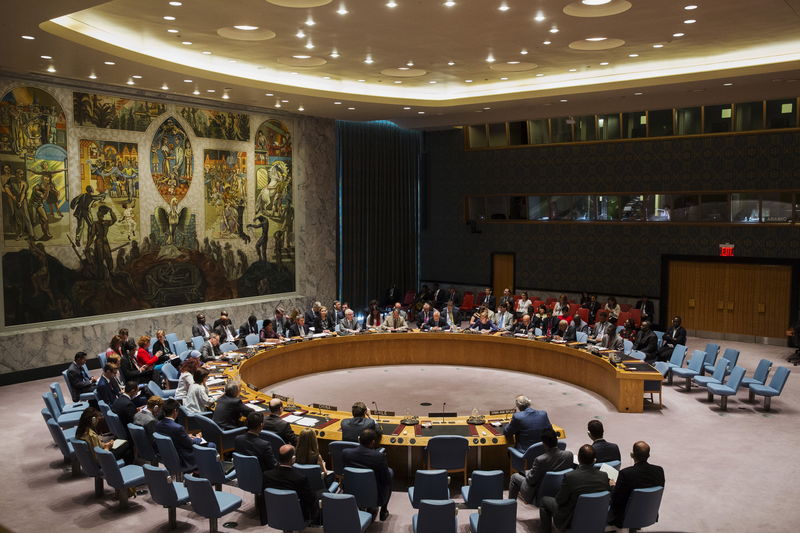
[210,332,662,477]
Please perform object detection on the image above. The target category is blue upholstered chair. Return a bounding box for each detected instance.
[535,468,571,507]
[103,409,128,440]
[45,418,78,474]
[621,486,664,531]
[233,452,267,524]
[570,490,611,533]
[49,382,89,413]
[143,464,190,529]
[42,391,82,429]
[749,366,791,411]
[408,469,449,509]
[704,347,739,375]
[535,328,543,336]
[219,341,237,353]
[671,350,706,390]
[461,470,504,509]
[469,498,516,533]
[266,488,310,532]
[700,343,720,375]
[329,440,359,479]
[165,333,179,353]
[629,350,646,361]
[97,399,111,416]
[154,432,194,478]
[508,440,567,474]
[693,358,729,389]
[71,438,106,497]
[594,460,621,470]
[94,446,146,509]
[321,492,372,533]
[127,423,159,465]
[743,359,773,401]
[707,366,746,410]
[173,340,188,357]
[293,463,340,494]
[576,331,589,343]
[426,435,469,485]
[98,352,108,369]
[189,413,246,455]
[245,333,260,346]
[162,363,180,388]
[654,344,687,384]
[191,336,205,351]
[257,319,264,331]
[61,365,96,403]
[654,330,664,345]
[343,467,380,509]
[193,444,236,490]
[184,473,242,533]
[412,499,458,533]
[148,379,176,398]
[260,429,286,459]
[623,339,633,355]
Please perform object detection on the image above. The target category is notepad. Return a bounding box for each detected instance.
[283,414,302,423]
[293,417,319,427]
[599,462,619,482]
[249,404,265,412]
[112,439,128,450]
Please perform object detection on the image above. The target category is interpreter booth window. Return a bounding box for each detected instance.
[551,195,590,220]
[676,107,702,135]
[761,192,793,222]
[486,196,510,220]
[597,114,621,140]
[648,195,672,221]
[594,195,620,221]
[734,101,764,131]
[508,121,529,145]
[731,193,760,223]
[528,119,550,144]
[619,194,648,221]
[704,105,732,133]
[467,196,487,221]
[700,194,730,222]
[551,117,573,143]
[509,196,528,220]
[468,125,488,148]
[528,196,551,221]
[574,116,596,142]
[662,194,700,221]
[488,123,508,147]
[648,109,674,137]
[766,98,797,129]
[622,112,647,139]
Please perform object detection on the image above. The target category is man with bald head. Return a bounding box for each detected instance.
[504,395,552,451]
[263,398,297,445]
[609,441,665,527]
[263,444,318,522]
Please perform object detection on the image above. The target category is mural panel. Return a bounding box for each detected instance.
[78,140,140,244]
[254,119,294,266]
[150,117,193,204]
[73,92,165,131]
[178,106,250,141]
[204,149,248,242]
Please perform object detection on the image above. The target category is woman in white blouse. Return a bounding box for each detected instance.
[605,296,621,319]
[515,291,532,318]
[184,368,214,414]
[553,294,571,316]
[175,356,201,401]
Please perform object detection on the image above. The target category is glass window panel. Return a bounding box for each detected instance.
[622,112,647,138]
[527,196,551,221]
[594,195,620,221]
[676,107,701,135]
[550,118,572,143]
[488,123,508,147]
[704,104,732,133]
[574,116,596,142]
[528,119,549,144]
[649,195,672,221]
[508,121,529,145]
[597,113,621,140]
[468,125,488,148]
[731,193,760,223]
[761,192,793,222]
[486,196,509,219]
[509,196,528,220]
[649,109,674,137]
[550,195,590,221]
[700,194,730,222]
[664,194,700,221]
[734,101,764,131]
[766,98,797,129]
[620,194,647,221]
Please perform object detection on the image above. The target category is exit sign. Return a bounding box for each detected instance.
[719,243,735,257]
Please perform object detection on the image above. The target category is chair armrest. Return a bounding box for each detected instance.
[325,481,341,494]
[79,392,96,402]
[221,426,248,437]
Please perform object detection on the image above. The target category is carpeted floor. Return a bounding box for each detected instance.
[2,335,799,532]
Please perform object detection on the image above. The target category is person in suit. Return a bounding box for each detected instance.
[587,420,621,464]
[95,364,121,405]
[443,300,461,329]
[238,314,259,341]
[421,310,450,331]
[192,313,212,340]
[111,381,140,437]
[340,402,378,442]
[383,285,400,308]
[633,321,659,363]
[609,441,665,528]
[336,309,362,335]
[288,315,311,337]
[213,382,253,430]
[382,309,408,331]
[215,316,239,344]
[273,307,290,337]
[133,395,163,441]
[263,398,298,446]
[508,427,574,503]
[601,323,625,351]
[583,294,602,324]
[313,306,337,333]
[332,300,345,323]
[553,319,577,341]
[264,444,319,522]
[154,399,215,469]
[212,310,233,330]
[470,313,498,333]
[200,333,221,362]
[493,302,515,332]
[478,287,496,311]
[66,351,96,402]
[635,295,655,324]
[499,288,514,310]
[590,311,611,343]
[304,301,321,325]
[417,302,434,328]
[446,287,461,307]
[119,340,152,384]
[540,444,611,533]
[572,314,589,334]
[514,314,534,335]
[504,395,552,451]
[657,316,687,361]
[235,412,277,480]
[532,304,550,333]
[342,429,393,521]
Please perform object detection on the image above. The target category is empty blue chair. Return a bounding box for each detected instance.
[71,438,106,497]
[143,464,190,529]
[743,359,773,401]
[184,473,242,533]
[165,333,179,353]
[49,382,89,413]
[461,470,504,509]
[570,490,611,533]
[98,352,108,369]
[427,435,469,485]
[190,413,246,455]
[707,366,746,411]
[162,363,180,388]
[257,319,264,331]
[128,423,159,465]
[409,469,449,509]
[191,335,205,351]
[42,391,82,429]
[294,463,340,494]
[219,341,237,353]
[412,499,457,533]
[654,331,664,345]
[154,432,194,478]
[704,347,739,375]
[148,379,176,399]
[749,366,791,411]
[700,343,720,375]
[576,331,589,343]
[671,350,706,390]
[509,440,567,474]
[98,399,111,416]
[104,409,128,440]
[343,467,380,509]
[623,339,633,355]
[42,407,76,440]
[45,418,78,474]
[95,446,146,509]
[693,358,729,390]
[233,452,267,524]
[322,492,372,533]
[261,429,286,459]
[245,333,260,346]
[173,340,188,357]
[266,488,310,532]
[621,486,664,531]
[469,498,516,533]
[330,440,359,479]
[535,328,543,336]
[535,468,571,507]
[629,350,646,361]
[654,344,687,384]
[193,444,236,490]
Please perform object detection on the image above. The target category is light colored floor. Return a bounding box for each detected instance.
[2,335,799,532]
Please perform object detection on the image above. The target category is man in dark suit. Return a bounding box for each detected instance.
[553,319,577,342]
[238,314,259,341]
[200,333,221,362]
[572,314,589,334]
[288,315,311,337]
[447,287,461,307]
[192,313,212,340]
[588,420,621,464]
[213,382,253,429]
[431,284,447,310]
[96,364,121,405]
[304,301,321,325]
[264,444,318,522]
[273,307,290,337]
[212,310,232,330]
[340,402,377,442]
[633,321,659,363]
[417,302,434,328]
[657,316,687,361]
[263,399,297,445]
[111,381,140,437]
[421,310,450,331]
[508,427,574,503]
[504,395,552,451]
[609,441,665,528]
[154,399,214,469]
[514,314,535,335]
[540,445,611,533]
[478,287,496,311]
[635,296,655,324]
[234,412,277,480]
[66,351,96,402]
[342,429,393,521]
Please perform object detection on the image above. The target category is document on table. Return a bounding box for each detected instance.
[206,377,225,386]
[599,462,619,482]
[283,414,302,423]
[249,404,265,412]
[293,417,319,427]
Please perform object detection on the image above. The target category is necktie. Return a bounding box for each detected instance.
[499,315,504,329]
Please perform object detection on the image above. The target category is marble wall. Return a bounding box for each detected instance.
[0,75,336,375]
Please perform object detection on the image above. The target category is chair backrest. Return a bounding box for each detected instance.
[104,409,128,439]
[162,362,180,381]
[726,366,746,391]
[49,382,68,411]
[465,470,504,508]
[411,470,449,507]
[219,341,237,353]
[191,414,222,444]
[321,492,363,533]
[704,343,720,366]
[71,438,102,477]
[173,340,188,356]
[98,353,108,369]
[570,490,611,533]
[191,336,205,351]
[148,380,168,398]
[536,468,571,505]
[257,319,264,331]
[233,453,263,494]
[128,423,158,462]
[654,330,664,345]
[42,391,61,418]
[623,339,633,355]
[427,435,469,470]
[143,464,180,507]
[628,308,642,326]
[165,333,179,352]
[709,358,729,383]
[721,347,740,368]
[416,499,457,533]
[687,350,706,372]
[46,418,74,459]
[329,440,359,477]
[476,499,516,533]
[768,366,791,393]
[343,467,379,508]
[178,350,193,362]
[294,463,325,492]
[154,432,184,474]
[266,488,307,531]
[577,308,589,324]
[260,430,286,459]
[629,350,646,361]
[184,474,222,518]
[752,359,773,384]
[622,486,664,530]
[245,333,260,346]
[521,442,546,462]
[461,293,475,310]
[94,446,124,489]
[97,399,111,416]
[670,344,687,367]
[534,328,543,336]
[61,369,77,402]
[193,444,226,484]
[576,331,589,343]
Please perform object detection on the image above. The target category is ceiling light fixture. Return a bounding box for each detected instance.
[364,54,374,64]
[486,53,495,63]
[305,40,314,49]
[634,92,643,95]
[520,49,528,55]
[296,29,306,38]
[549,27,559,33]
[498,2,509,11]
[447,60,455,66]
[418,111,425,114]
[357,79,366,82]
[347,107,355,110]
[394,80,402,83]
[181,41,192,45]
[535,73,544,77]
[222,89,230,99]
[298,106,304,111]
[406,60,414,66]
[560,98,568,102]
[293,55,311,59]
[723,82,733,86]
[334,101,342,104]
[207,89,216,93]
[167,28,179,33]
[192,89,200,95]
[234,25,259,30]
[653,43,664,48]
[673,32,685,37]
[507,61,520,64]
[266,93,274,96]
[429,80,437,84]
[569,68,577,72]
[600,61,609,65]
[161,83,169,90]
[500,77,509,80]
[464,79,473,83]
[483,107,491,110]
[46,65,56,73]
[628,53,639,57]
[104,61,115,65]
[131,75,142,79]
[443,1,456,7]
[40,55,52,59]
[684,19,696,24]
[534,12,545,22]
[684,4,698,10]
[403,106,411,110]
[163,16,176,21]
[281,99,289,103]
[88,73,97,79]
[275,102,281,108]
[586,37,607,41]
[21,35,35,40]
[305,16,315,26]
[126,78,134,85]
[398,67,409,70]
[543,40,552,45]
[330,49,340,58]
[337,5,349,15]
[581,0,611,5]
[323,76,331,79]
[202,51,212,55]
[169,1,182,6]
[183,79,192,82]
[386,1,397,7]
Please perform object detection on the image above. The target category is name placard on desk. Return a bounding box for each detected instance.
[372,410,396,417]
[272,393,290,401]
[489,409,515,416]
[312,402,338,411]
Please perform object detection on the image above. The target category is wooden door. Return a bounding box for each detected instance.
[492,253,515,298]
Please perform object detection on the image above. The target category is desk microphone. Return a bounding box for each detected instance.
[372,401,384,432]
[442,402,447,423]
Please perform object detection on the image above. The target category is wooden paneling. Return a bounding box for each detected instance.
[492,253,514,296]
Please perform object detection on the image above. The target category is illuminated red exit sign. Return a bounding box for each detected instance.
[719,243,735,257]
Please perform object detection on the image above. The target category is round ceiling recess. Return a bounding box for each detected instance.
[276,56,328,67]
[563,0,632,18]
[217,27,276,41]
[267,0,332,7]
[380,68,428,78]
[489,62,538,72]
[568,38,625,50]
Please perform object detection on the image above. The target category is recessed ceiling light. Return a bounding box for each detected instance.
[634,92,643,95]
[560,99,568,102]
[296,29,306,38]
[183,79,192,82]
[403,106,411,110]
[569,68,577,72]
[298,105,304,111]
[673,32,685,37]
[500,77,508,80]
[535,73,544,77]
[131,75,142,79]
[543,40,552,45]
[305,16,315,26]
[163,16,176,21]
[429,80,437,84]
[684,19,696,24]
[357,79,366,82]
[520,49,528,55]
[653,43,664,48]
[40,55,52,59]
[364,55,374,64]
[483,107,491,110]
[394,80,402,83]
[447,61,455,66]
[181,41,192,45]
[323,76,331,79]
[443,1,456,7]
[167,28,179,33]
[723,82,733,86]
[192,89,200,95]
[88,73,97,79]
[169,1,182,6]
[275,102,282,108]
[234,25,259,31]
[386,1,397,7]
[628,53,639,57]
[347,107,355,110]
[222,91,230,100]
[498,2,509,11]
[406,60,414,66]
[207,89,216,93]
[398,67,409,70]
[418,111,425,114]
[337,5,349,15]
[266,93,274,96]
[330,49,340,58]
[334,101,342,104]
[126,78,134,85]
[581,0,612,5]
[281,99,289,103]
[534,12,545,22]
[586,37,607,41]
[600,61,609,65]
[305,40,314,49]
[104,61,115,65]
[161,83,169,90]
[465,79,473,83]
[684,4,698,9]
[21,35,35,40]
[549,27,559,33]
[486,54,495,63]
[293,55,311,59]
[202,51,212,55]
[46,65,56,73]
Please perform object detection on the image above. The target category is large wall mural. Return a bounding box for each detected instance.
[203,149,247,242]
[150,118,193,204]
[254,119,294,266]
[73,92,166,131]
[178,106,250,141]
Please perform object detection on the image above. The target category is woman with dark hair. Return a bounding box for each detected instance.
[106,335,123,358]
[260,319,280,341]
[184,368,213,414]
[76,407,132,462]
[620,318,638,341]
[515,291,532,318]
[120,339,152,384]
[175,357,201,401]
[296,428,335,485]
[366,307,382,329]
[605,296,621,319]
[532,304,550,332]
